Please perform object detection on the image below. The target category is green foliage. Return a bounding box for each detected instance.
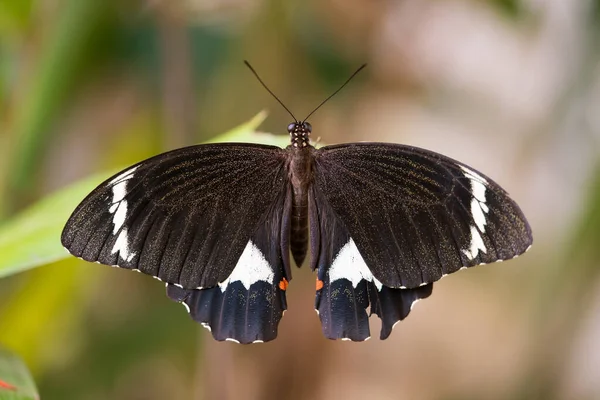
[492,0,522,18]
[0,171,113,279]
[0,348,38,400]
[0,0,33,35]
[4,0,116,213]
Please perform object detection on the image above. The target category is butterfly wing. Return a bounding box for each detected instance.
[310,187,433,341]
[61,143,291,290]
[165,184,291,343]
[312,142,532,290]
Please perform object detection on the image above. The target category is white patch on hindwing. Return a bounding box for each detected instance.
[108,166,139,262]
[459,165,489,260]
[329,238,383,291]
[219,240,274,292]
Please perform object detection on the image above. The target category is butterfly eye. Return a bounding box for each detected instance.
[287,123,296,133]
[303,122,312,132]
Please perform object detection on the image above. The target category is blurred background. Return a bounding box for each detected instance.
[0,0,599,399]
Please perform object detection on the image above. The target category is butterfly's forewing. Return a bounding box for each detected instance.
[313,143,532,290]
[61,143,289,290]
[165,185,291,343]
[311,187,433,341]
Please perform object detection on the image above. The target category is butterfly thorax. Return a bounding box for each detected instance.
[286,121,314,267]
[288,121,311,149]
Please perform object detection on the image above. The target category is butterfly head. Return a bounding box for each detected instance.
[287,121,312,148]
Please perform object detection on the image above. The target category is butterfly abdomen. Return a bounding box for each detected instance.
[288,146,314,267]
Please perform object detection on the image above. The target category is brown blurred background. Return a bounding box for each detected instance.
[1,0,599,399]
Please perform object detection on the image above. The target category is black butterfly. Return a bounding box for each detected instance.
[61,62,532,344]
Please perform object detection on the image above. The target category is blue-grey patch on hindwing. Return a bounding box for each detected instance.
[315,269,433,341]
[166,279,287,344]
[315,275,371,341]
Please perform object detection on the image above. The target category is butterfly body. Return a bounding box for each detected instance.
[287,121,315,268]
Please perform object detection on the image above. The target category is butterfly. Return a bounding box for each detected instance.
[61,62,532,344]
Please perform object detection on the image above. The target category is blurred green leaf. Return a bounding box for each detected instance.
[568,163,600,263]
[592,0,600,30]
[205,110,286,145]
[4,0,115,213]
[0,348,38,400]
[0,258,90,373]
[495,0,520,15]
[0,171,114,279]
[487,0,524,19]
[0,0,33,35]
[0,112,286,279]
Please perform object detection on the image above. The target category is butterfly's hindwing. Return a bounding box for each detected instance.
[369,283,433,340]
[311,188,433,341]
[61,143,287,289]
[165,187,291,343]
[314,143,532,289]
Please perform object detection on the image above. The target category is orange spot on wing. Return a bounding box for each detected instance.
[0,380,16,391]
[316,279,324,291]
[278,278,289,291]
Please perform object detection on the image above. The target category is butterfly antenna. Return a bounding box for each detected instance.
[244,60,297,122]
[303,64,367,122]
